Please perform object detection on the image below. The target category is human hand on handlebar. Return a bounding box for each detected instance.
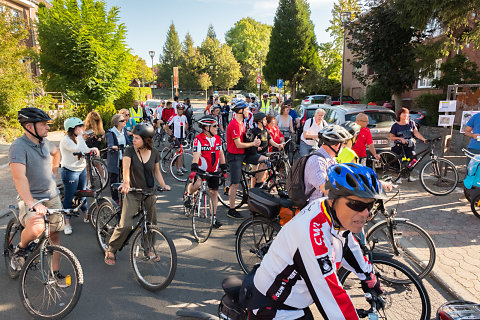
[361,273,383,296]
[32,203,48,215]
[119,181,130,194]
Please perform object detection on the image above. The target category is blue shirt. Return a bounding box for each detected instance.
[289,109,298,126]
[467,113,480,150]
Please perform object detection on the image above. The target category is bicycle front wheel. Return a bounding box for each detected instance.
[20,245,83,319]
[469,194,480,219]
[130,226,177,291]
[366,219,436,279]
[419,158,458,196]
[192,192,214,243]
[338,253,431,320]
[95,202,119,253]
[90,158,109,193]
[235,216,281,274]
[218,179,246,209]
[170,152,193,182]
[378,151,401,181]
[4,216,23,279]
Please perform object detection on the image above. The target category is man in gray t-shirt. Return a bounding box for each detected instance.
[9,108,64,275]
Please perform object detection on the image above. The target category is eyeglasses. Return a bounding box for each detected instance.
[119,120,126,123]
[345,199,375,212]
[212,125,218,128]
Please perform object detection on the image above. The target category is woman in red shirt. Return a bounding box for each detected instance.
[266,115,284,152]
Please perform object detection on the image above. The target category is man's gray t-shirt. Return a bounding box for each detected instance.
[9,135,58,199]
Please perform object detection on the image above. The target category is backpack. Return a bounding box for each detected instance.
[286,151,325,208]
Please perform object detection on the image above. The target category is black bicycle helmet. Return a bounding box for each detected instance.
[198,115,217,129]
[318,124,353,146]
[254,112,266,123]
[132,123,154,138]
[18,107,52,126]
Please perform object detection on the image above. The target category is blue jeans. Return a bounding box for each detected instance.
[61,167,88,219]
[299,141,314,157]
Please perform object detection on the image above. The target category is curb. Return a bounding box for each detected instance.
[428,262,478,302]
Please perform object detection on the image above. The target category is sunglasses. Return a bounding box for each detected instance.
[212,125,218,128]
[345,199,375,212]
[119,120,126,123]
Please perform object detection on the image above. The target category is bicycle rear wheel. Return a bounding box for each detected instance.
[338,253,431,320]
[366,219,436,279]
[235,216,281,274]
[90,158,109,193]
[192,192,214,243]
[20,245,83,319]
[218,179,246,209]
[95,202,119,253]
[4,216,23,279]
[170,152,193,182]
[377,151,401,181]
[419,158,458,196]
[130,226,177,291]
[469,194,480,219]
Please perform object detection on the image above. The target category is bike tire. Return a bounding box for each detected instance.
[192,191,214,243]
[160,146,171,174]
[366,219,436,280]
[338,253,431,320]
[235,216,281,274]
[90,158,109,193]
[4,216,23,279]
[470,193,480,219]
[419,158,459,196]
[95,201,119,253]
[130,226,177,291]
[20,245,83,320]
[176,309,217,320]
[378,151,402,181]
[217,179,246,209]
[170,152,193,182]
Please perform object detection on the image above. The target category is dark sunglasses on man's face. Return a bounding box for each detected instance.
[345,199,375,212]
[119,120,126,123]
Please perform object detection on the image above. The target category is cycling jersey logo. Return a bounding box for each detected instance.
[310,213,327,256]
[317,256,333,275]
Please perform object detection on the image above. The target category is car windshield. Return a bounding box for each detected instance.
[309,96,329,104]
[345,112,395,128]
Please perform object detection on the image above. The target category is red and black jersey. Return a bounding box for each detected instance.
[193,132,222,173]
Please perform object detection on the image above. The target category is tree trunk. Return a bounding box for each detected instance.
[392,93,403,112]
[290,80,296,100]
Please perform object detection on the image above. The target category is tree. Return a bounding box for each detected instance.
[206,24,217,40]
[0,10,37,118]
[132,55,153,85]
[432,54,480,92]
[37,0,134,107]
[347,1,424,110]
[198,73,212,99]
[158,22,182,83]
[225,17,272,92]
[326,0,360,51]
[179,33,201,89]
[318,42,342,81]
[263,0,320,99]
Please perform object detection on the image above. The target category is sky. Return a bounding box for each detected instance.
[102,0,336,64]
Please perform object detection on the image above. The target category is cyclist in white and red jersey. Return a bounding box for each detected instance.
[184,115,227,228]
[242,163,386,320]
[166,105,188,175]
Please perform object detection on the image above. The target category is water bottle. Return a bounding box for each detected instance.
[408,159,417,168]
[368,313,379,320]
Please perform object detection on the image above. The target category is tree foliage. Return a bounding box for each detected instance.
[432,54,480,92]
[206,24,217,40]
[132,55,153,84]
[347,1,424,107]
[326,0,360,51]
[179,33,201,89]
[37,0,134,107]
[318,42,342,81]
[158,22,182,82]
[197,73,212,91]
[225,17,272,91]
[0,10,37,118]
[263,0,320,98]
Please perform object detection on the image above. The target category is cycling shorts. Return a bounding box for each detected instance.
[226,153,261,184]
[194,174,220,191]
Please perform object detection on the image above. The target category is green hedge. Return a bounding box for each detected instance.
[113,87,152,111]
[414,93,444,126]
[365,82,391,104]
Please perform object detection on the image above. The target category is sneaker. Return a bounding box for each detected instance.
[53,271,70,288]
[181,166,188,173]
[227,209,243,220]
[10,245,28,271]
[83,217,89,224]
[184,193,193,209]
[395,178,403,184]
[213,218,223,229]
[64,224,73,235]
[176,169,184,176]
[408,176,417,182]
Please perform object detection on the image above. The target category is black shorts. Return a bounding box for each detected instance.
[226,153,261,184]
[194,173,220,190]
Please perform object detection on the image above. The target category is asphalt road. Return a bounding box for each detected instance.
[0,104,456,319]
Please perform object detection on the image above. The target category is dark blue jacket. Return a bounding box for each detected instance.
[105,127,131,174]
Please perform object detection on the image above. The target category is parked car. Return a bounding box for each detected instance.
[409,110,428,129]
[330,95,360,105]
[144,99,163,117]
[322,104,396,151]
[235,94,246,100]
[301,95,331,105]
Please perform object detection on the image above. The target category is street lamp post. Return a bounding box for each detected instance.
[148,51,155,88]
[340,11,352,106]
[258,51,262,98]
[210,65,214,97]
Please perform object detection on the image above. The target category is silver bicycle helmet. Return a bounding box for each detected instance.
[318,124,353,145]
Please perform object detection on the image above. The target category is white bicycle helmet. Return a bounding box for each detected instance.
[318,124,353,145]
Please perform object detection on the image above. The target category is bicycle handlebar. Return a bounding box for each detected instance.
[29,198,82,216]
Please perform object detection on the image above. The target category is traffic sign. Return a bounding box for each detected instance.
[256,77,262,84]
[277,79,283,89]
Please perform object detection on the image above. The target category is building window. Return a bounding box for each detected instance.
[418,59,442,88]
[11,8,21,18]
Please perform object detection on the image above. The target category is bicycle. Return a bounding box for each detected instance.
[73,151,109,193]
[153,124,168,150]
[176,252,431,320]
[95,183,177,291]
[378,136,459,196]
[365,189,436,280]
[159,140,194,181]
[436,300,480,319]
[183,172,224,243]
[4,198,84,319]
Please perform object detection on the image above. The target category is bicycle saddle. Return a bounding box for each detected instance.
[222,276,243,302]
[74,190,95,198]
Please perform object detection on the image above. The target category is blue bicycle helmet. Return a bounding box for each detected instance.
[232,99,248,113]
[326,163,387,200]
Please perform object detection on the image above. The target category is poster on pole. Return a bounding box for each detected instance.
[438,100,457,112]
[460,111,480,133]
[173,67,179,88]
[438,115,455,127]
